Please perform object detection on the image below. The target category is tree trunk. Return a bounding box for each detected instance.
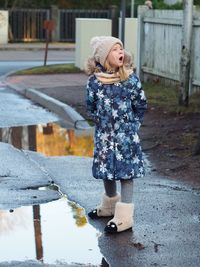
[8,0,19,42]
[8,24,14,42]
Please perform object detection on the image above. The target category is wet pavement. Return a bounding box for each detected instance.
[0,122,106,267]
[1,119,200,267]
[0,120,103,267]
[0,84,59,127]
[0,198,102,265]
[0,43,200,267]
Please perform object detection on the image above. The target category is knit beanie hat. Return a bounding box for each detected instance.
[90,36,123,67]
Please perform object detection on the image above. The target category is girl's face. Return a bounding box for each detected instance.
[106,43,124,70]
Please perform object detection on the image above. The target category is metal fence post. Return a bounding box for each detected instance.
[120,0,126,44]
[109,5,118,37]
[179,0,193,106]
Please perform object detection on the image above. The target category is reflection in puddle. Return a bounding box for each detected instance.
[36,123,94,157]
[0,122,94,157]
[0,122,108,266]
[0,206,35,262]
[0,198,102,265]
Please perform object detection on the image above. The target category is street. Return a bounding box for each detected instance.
[0,47,74,76]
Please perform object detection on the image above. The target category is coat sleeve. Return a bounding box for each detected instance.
[86,76,97,121]
[131,77,147,130]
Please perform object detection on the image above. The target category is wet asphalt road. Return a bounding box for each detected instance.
[0,141,200,267]
[0,48,200,267]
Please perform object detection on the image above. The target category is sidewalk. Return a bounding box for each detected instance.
[5,73,87,91]
[4,72,89,122]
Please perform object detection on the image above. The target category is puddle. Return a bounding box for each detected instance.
[0,122,108,266]
[0,121,151,266]
[0,122,94,157]
[0,197,103,265]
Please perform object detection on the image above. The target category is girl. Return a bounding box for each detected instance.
[85,36,147,234]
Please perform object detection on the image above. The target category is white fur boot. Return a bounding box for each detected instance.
[88,193,121,219]
[104,202,134,233]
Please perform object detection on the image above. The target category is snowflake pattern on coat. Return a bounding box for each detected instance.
[86,71,147,180]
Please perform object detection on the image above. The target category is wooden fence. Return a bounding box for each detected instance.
[137,6,200,93]
[9,8,110,42]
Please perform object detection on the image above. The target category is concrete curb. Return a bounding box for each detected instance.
[0,70,27,88]
[25,88,90,129]
[2,73,91,130]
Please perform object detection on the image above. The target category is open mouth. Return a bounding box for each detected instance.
[119,56,123,62]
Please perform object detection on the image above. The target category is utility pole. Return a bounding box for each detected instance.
[131,0,135,17]
[179,0,193,106]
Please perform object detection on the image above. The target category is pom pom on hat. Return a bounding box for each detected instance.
[90,36,123,67]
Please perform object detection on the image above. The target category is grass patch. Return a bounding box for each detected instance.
[14,63,81,75]
[144,82,200,114]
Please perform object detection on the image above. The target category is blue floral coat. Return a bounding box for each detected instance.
[86,70,147,180]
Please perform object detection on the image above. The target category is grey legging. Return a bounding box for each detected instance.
[103,179,133,203]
